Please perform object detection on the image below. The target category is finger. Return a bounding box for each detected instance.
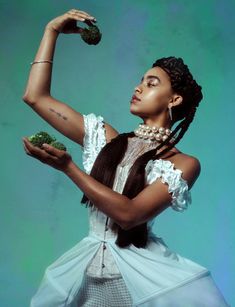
[22,138,34,151]
[67,10,96,21]
[69,14,96,23]
[22,138,51,159]
[69,9,95,18]
[23,144,33,157]
[23,138,40,153]
[22,138,65,160]
[84,19,95,26]
[23,142,60,165]
[73,27,84,34]
[70,9,89,14]
[22,142,43,160]
[23,143,31,155]
[67,11,92,18]
[66,14,85,22]
[42,144,65,157]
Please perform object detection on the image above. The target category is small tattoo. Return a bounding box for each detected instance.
[49,108,68,120]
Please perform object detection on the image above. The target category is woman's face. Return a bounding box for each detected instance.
[130,66,175,119]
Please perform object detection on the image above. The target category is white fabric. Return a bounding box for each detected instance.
[30,113,229,307]
[82,113,106,175]
[145,158,192,212]
[86,133,163,278]
[76,274,133,306]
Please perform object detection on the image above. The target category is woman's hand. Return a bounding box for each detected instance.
[45,8,97,35]
[22,137,73,173]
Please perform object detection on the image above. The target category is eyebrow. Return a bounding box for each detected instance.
[141,75,161,83]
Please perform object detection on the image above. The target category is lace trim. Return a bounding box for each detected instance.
[82,113,106,174]
[145,159,192,212]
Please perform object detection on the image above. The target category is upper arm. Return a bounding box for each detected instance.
[23,95,118,146]
[125,155,200,229]
[103,122,119,143]
[173,155,201,190]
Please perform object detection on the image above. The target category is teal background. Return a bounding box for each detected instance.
[0,0,234,305]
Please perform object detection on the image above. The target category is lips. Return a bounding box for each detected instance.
[131,95,141,101]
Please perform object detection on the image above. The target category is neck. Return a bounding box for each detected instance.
[141,114,172,129]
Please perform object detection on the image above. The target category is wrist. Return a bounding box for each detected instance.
[44,26,60,37]
[63,160,77,175]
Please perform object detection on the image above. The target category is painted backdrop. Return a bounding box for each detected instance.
[0,0,234,306]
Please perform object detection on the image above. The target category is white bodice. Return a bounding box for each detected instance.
[82,113,192,278]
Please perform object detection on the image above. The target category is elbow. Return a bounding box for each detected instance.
[120,223,133,231]
[22,93,27,103]
[119,222,130,231]
[22,94,36,105]
[119,213,135,231]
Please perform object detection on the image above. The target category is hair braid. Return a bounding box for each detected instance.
[154,105,198,159]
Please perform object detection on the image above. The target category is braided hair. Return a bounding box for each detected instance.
[81,56,203,248]
[151,56,203,159]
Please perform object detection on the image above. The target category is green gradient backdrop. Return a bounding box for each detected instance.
[0,0,234,306]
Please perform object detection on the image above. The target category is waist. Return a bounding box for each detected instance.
[88,232,117,242]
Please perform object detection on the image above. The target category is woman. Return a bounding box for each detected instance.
[22,8,229,307]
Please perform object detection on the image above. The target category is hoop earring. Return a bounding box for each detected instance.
[168,106,173,121]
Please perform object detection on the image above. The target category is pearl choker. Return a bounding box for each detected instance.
[134,123,174,142]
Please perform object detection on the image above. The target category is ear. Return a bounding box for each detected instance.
[170,94,183,107]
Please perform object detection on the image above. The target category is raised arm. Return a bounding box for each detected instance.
[22,9,118,146]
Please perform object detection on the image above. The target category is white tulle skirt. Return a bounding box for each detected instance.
[30,234,229,307]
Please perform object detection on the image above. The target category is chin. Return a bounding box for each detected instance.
[130,104,145,118]
[130,106,140,116]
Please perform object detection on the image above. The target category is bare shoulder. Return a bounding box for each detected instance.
[104,122,119,143]
[170,151,201,190]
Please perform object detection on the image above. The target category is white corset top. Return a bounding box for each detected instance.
[82,113,192,278]
[86,137,159,278]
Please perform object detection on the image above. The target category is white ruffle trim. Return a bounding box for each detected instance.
[82,113,106,174]
[145,159,192,212]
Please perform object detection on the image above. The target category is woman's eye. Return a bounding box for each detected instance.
[147,83,155,87]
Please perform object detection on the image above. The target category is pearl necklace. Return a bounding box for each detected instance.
[134,123,174,142]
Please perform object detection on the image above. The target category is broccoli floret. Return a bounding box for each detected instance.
[81,24,102,45]
[28,131,66,151]
[28,131,56,148]
[50,141,67,151]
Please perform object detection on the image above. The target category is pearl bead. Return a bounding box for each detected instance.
[165,129,171,136]
[133,123,172,143]
[159,127,165,134]
[156,133,162,141]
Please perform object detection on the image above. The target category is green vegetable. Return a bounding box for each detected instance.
[80,24,102,45]
[28,131,56,148]
[50,141,67,151]
[28,131,67,151]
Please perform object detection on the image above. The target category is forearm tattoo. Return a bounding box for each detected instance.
[49,108,68,120]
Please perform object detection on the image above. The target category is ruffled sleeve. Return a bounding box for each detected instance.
[82,113,107,174]
[145,159,192,212]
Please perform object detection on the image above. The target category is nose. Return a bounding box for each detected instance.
[134,84,142,93]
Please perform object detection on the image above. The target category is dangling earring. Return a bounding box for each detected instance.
[168,106,173,121]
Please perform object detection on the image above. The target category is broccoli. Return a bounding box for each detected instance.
[28,131,67,151]
[81,23,102,45]
[50,141,67,151]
